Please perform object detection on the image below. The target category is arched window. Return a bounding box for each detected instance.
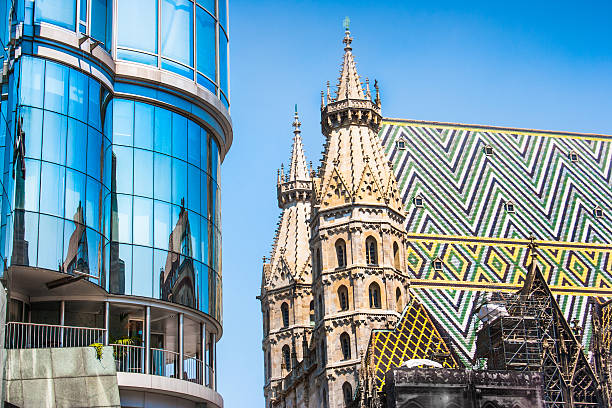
[335,239,347,268]
[366,236,378,265]
[340,332,351,360]
[282,345,291,370]
[309,300,315,324]
[264,309,270,335]
[342,382,353,406]
[267,349,271,379]
[393,242,400,269]
[316,248,322,276]
[318,295,323,319]
[369,282,381,309]
[396,287,402,313]
[338,285,349,311]
[281,302,289,328]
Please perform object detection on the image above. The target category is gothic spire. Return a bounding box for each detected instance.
[288,105,310,182]
[335,26,365,101]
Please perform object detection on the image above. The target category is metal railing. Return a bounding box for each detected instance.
[112,343,144,373]
[150,347,180,378]
[184,354,205,385]
[5,322,106,349]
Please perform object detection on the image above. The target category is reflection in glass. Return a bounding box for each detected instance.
[134,102,154,150]
[68,69,88,120]
[22,107,43,160]
[114,146,133,194]
[172,158,187,206]
[219,30,228,98]
[133,197,153,246]
[196,6,215,83]
[154,200,171,249]
[44,61,69,114]
[86,176,102,232]
[34,0,77,31]
[65,168,85,221]
[161,0,193,68]
[40,162,65,217]
[113,99,134,146]
[116,194,132,243]
[172,113,187,160]
[38,214,64,270]
[187,120,201,168]
[117,0,158,55]
[87,127,103,178]
[62,202,88,275]
[42,110,67,165]
[187,164,200,215]
[154,107,171,155]
[67,118,87,173]
[134,149,153,198]
[132,245,153,297]
[154,153,171,202]
[20,57,45,108]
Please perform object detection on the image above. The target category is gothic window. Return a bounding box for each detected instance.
[413,193,424,208]
[433,258,443,271]
[505,200,515,213]
[342,382,353,406]
[316,248,322,276]
[396,287,402,313]
[369,282,381,309]
[340,332,351,360]
[569,150,579,162]
[281,302,289,328]
[320,340,327,366]
[393,242,400,269]
[282,345,291,370]
[336,238,347,268]
[264,309,270,335]
[366,236,378,265]
[338,285,349,311]
[318,295,324,319]
[267,349,271,379]
[594,206,603,218]
[484,144,493,156]
[309,300,315,325]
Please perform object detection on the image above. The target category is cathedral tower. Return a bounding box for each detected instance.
[260,108,314,406]
[309,27,410,407]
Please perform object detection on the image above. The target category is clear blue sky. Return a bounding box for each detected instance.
[218,1,612,406]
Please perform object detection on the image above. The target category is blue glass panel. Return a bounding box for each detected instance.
[87,128,103,178]
[190,211,200,262]
[88,79,101,128]
[218,0,227,28]
[21,106,42,160]
[132,245,153,297]
[79,0,87,21]
[172,113,187,160]
[134,102,154,150]
[200,215,208,266]
[133,196,153,246]
[87,228,101,277]
[201,128,208,173]
[187,120,200,167]
[153,248,166,298]
[42,111,67,165]
[153,200,171,249]
[200,172,208,224]
[172,157,187,206]
[117,0,157,54]
[116,194,132,243]
[134,148,153,198]
[34,0,76,30]
[40,162,65,217]
[161,0,193,67]
[153,153,171,202]
[18,211,39,266]
[91,0,109,46]
[85,176,101,231]
[197,262,208,313]
[66,118,87,173]
[113,99,134,146]
[154,107,171,155]
[218,29,228,99]
[197,74,216,95]
[20,57,44,108]
[196,0,214,13]
[196,6,215,81]
[68,69,88,120]
[116,49,157,66]
[22,159,40,212]
[103,191,111,238]
[38,214,63,270]
[111,243,132,294]
[63,218,84,273]
[161,59,193,79]
[210,137,219,182]
[187,164,200,215]
[65,168,86,221]
[44,61,69,114]
[220,92,229,109]
[113,146,133,194]
[79,23,86,33]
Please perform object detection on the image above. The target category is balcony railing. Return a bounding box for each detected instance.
[112,343,144,373]
[5,322,106,349]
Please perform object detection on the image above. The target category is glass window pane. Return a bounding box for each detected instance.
[44,61,69,115]
[88,79,102,128]
[20,56,45,108]
[218,28,228,97]
[161,59,193,78]
[68,69,88,120]
[91,0,109,47]
[87,128,103,178]
[172,113,187,160]
[38,214,63,270]
[190,212,200,262]
[21,159,40,212]
[154,107,171,155]
[113,99,134,146]
[196,6,215,81]
[117,0,157,54]
[196,0,213,13]
[87,228,101,278]
[187,120,200,167]
[42,111,67,165]
[80,0,87,21]
[198,264,208,313]
[132,245,153,297]
[86,177,102,232]
[187,164,200,215]
[210,137,219,181]
[40,162,65,217]
[116,194,132,243]
[133,197,153,246]
[161,0,193,67]
[113,146,133,194]
[16,211,39,267]
[116,49,157,66]
[153,200,171,249]
[218,0,227,28]
[201,128,208,173]
[110,243,132,294]
[153,153,171,202]
[63,217,86,273]
[200,215,208,266]
[34,0,76,30]
[134,148,153,198]
[65,168,86,221]
[172,158,187,206]
[134,102,154,150]
[200,172,208,223]
[21,106,43,160]
[153,248,166,299]
[67,118,87,173]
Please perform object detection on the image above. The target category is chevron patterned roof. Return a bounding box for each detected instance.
[381,118,612,365]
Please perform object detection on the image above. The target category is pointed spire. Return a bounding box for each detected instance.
[288,106,310,182]
[365,78,371,100]
[336,21,365,101]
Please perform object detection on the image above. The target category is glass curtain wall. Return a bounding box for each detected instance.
[108,99,221,320]
[4,55,110,283]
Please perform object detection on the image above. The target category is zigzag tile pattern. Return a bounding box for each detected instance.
[380,120,612,365]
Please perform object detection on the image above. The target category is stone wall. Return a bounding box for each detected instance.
[4,346,120,407]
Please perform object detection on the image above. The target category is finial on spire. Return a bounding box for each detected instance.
[374,79,381,107]
[321,90,325,108]
[326,81,331,102]
[292,105,301,134]
[365,78,371,100]
[342,17,352,50]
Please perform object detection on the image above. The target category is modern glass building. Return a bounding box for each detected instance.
[0,0,231,406]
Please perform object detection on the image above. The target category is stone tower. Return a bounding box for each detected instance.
[260,108,314,407]
[309,27,410,407]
